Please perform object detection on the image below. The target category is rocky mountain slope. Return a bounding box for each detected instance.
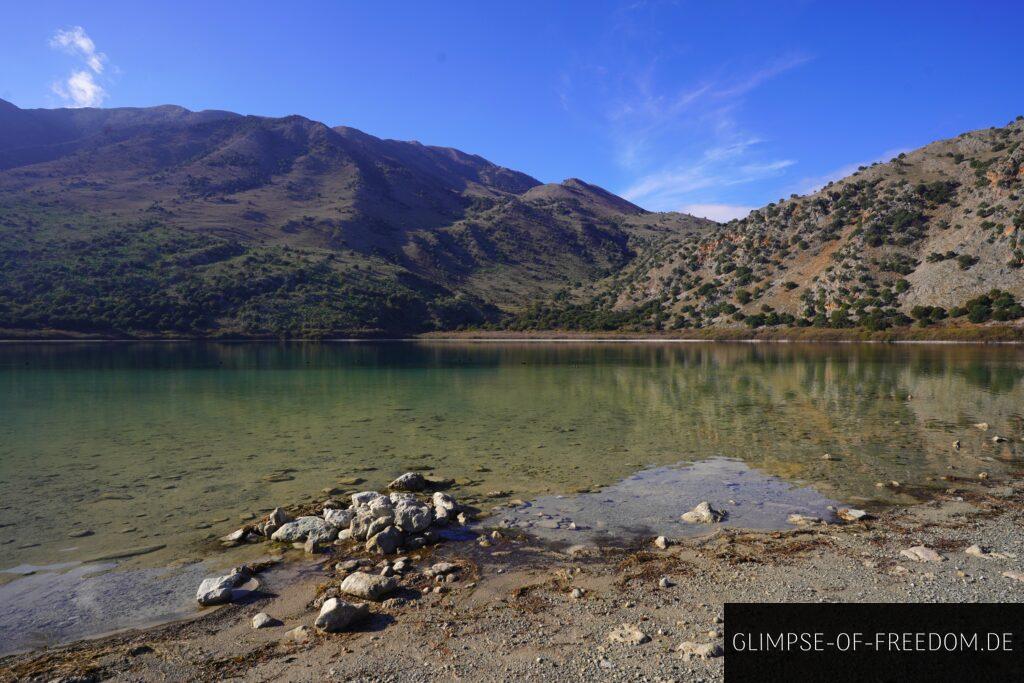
[0,99,1021,337]
[0,99,709,336]
[511,116,1024,333]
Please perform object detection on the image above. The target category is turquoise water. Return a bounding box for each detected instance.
[0,341,1021,574]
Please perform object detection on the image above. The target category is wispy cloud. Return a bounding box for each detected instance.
[680,203,755,222]
[792,147,909,195]
[49,26,109,108]
[578,53,812,211]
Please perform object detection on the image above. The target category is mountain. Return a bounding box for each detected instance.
[1,99,1021,338]
[0,99,710,337]
[512,116,1024,333]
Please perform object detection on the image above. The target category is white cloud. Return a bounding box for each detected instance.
[680,203,754,222]
[793,147,909,195]
[621,146,795,211]
[49,26,109,108]
[52,70,106,108]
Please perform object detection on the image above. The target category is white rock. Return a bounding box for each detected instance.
[270,516,336,543]
[681,501,724,524]
[432,492,457,521]
[425,562,458,578]
[251,612,279,629]
[900,546,944,563]
[394,500,433,533]
[837,508,869,522]
[677,641,723,660]
[323,508,354,529]
[196,567,253,606]
[314,598,369,632]
[340,571,399,600]
[608,624,650,645]
[351,491,387,509]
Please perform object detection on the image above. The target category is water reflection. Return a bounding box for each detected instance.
[0,342,1021,571]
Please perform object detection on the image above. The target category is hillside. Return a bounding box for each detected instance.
[1,99,1022,338]
[0,100,710,337]
[513,116,1024,333]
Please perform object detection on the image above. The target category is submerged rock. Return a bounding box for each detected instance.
[681,501,725,524]
[787,514,821,526]
[389,472,427,492]
[340,571,399,600]
[315,598,369,632]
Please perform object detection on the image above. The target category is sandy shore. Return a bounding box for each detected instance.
[4,473,1024,682]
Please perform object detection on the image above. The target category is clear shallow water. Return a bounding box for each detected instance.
[0,341,1022,572]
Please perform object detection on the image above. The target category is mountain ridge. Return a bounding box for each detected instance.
[0,99,1021,338]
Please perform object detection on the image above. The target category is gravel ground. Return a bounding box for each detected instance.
[3,480,1024,682]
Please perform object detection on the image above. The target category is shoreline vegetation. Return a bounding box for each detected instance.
[2,322,1023,343]
[3,465,1023,680]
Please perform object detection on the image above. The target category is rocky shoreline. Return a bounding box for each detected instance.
[4,465,1024,682]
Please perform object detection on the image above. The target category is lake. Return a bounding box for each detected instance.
[0,341,1021,650]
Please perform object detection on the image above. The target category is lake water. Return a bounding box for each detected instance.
[0,341,1022,650]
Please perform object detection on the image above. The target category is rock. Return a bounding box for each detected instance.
[335,528,352,542]
[432,491,458,522]
[837,508,869,522]
[394,500,433,533]
[389,472,427,492]
[220,527,249,544]
[965,544,1014,560]
[900,546,944,563]
[258,507,293,536]
[681,501,724,524]
[659,577,673,588]
[677,641,724,660]
[196,567,253,606]
[323,508,354,529]
[349,513,374,541]
[366,526,404,555]
[252,612,280,629]
[304,537,326,554]
[340,571,399,600]
[336,559,362,573]
[270,516,335,543]
[127,644,153,656]
[315,598,369,632]
[425,562,458,578]
[351,491,387,509]
[608,624,650,645]
[286,625,311,641]
[974,422,989,431]
[653,536,669,549]
[366,516,393,539]
[1002,571,1024,583]
[787,514,821,526]
[571,588,584,599]
[389,492,416,505]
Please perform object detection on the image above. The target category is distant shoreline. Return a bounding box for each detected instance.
[2,325,1023,344]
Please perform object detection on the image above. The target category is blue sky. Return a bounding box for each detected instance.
[3,1,1022,220]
